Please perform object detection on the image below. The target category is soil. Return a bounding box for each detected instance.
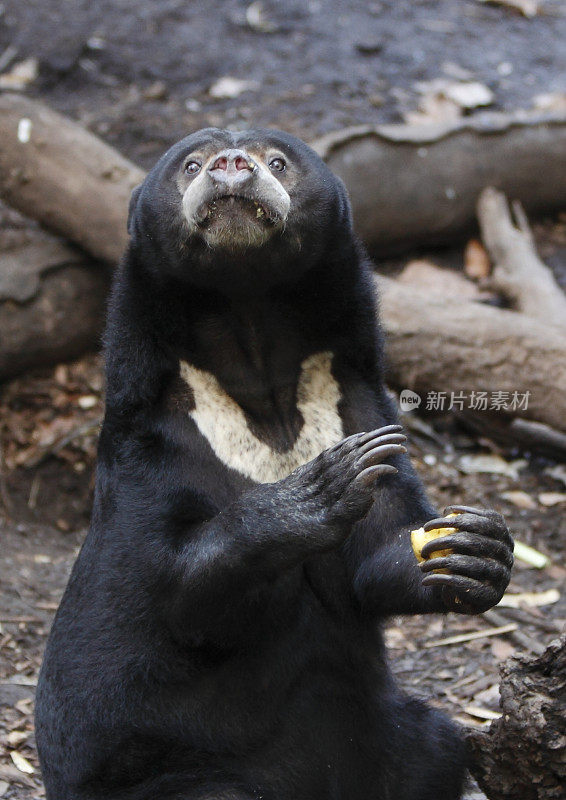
[1,0,565,169]
[0,1,565,798]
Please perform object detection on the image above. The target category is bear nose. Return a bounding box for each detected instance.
[208,149,256,192]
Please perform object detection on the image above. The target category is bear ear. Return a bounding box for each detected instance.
[127,184,143,236]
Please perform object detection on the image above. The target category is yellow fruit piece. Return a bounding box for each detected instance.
[411,513,460,564]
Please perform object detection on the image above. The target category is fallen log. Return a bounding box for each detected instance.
[0,97,565,438]
[313,113,566,254]
[457,414,566,461]
[0,261,108,378]
[1,95,566,262]
[451,188,566,451]
[0,93,144,264]
[467,634,566,800]
[0,205,109,380]
[378,276,566,435]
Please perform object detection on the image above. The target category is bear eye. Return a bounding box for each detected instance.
[184,160,201,175]
[269,157,286,173]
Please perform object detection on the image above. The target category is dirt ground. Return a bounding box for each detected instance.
[1,0,565,169]
[0,1,565,798]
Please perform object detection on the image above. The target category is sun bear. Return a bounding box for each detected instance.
[35,128,514,800]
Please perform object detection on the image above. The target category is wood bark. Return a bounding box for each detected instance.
[477,186,566,324]
[467,634,566,800]
[452,187,566,451]
[0,206,109,380]
[0,262,109,378]
[377,276,566,434]
[0,93,144,265]
[458,414,566,460]
[313,113,566,254]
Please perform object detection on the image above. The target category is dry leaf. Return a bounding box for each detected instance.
[458,454,527,480]
[474,684,500,707]
[453,714,490,729]
[533,92,566,113]
[7,730,28,748]
[545,464,566,487]
[54,364,69,385]
[412,78,493,121]
[15,698,33,714]
[477,0,539,18]
[0,764,35,789]
[498,589,560,608]
[404,94,462,125]
[491,638,516,660]
[443,82,493,109]
[77,395,98,410]
[500,490,536,510]
[0,58,38,91]
[464,705,502,721]
[464,239,491,279]
[142,81,168,101]
[246,1,278,32]
[209,77,258,99]
[538,492,566,507]
[10,751,34,775]
[513,540,549,569]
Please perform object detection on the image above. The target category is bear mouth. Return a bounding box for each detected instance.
[197,195,280,228]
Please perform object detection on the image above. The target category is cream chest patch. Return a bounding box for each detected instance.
[179,351,344,483]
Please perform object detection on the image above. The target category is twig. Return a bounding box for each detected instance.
[425,624,518,648]
[1,676,38,686]
[477,186,566,324]
[456,672,499,698]
[35,601,58,611]
[0,433,13,513]
[451,669,486,691]
[459,412,566,460]
[496,605,562,635]
[0,45,18,73]
[27,474,40,509]
[498,588,560,609]
[482,609,546,654]
[20,417,102,468]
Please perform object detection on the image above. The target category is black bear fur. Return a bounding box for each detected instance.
[35,129,513,800]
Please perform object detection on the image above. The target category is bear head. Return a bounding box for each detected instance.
[126,128,353,293]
